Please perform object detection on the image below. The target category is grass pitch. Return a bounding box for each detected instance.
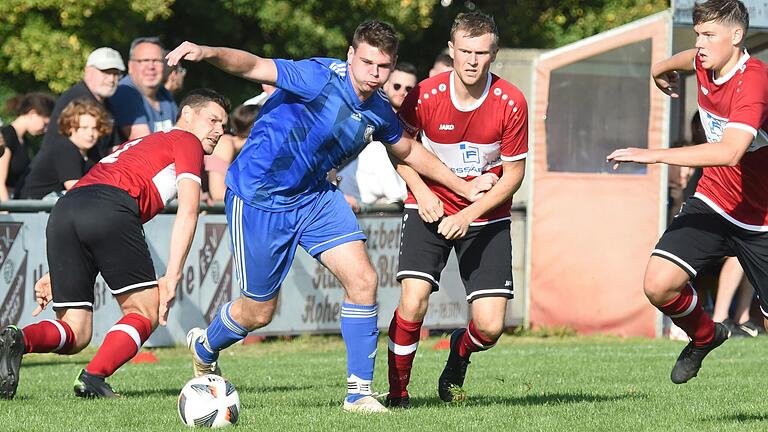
[1,333,766,431]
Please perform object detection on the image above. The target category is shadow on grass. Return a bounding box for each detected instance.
[121,383,316,398]
[410,391,648,408]
[703,413,768,423]
[21,359,85,368]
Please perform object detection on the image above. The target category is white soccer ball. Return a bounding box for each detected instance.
[178,375,240,428]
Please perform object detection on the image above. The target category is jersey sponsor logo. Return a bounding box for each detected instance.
[460,143,480,164]
[350,112,362,122]
[699,108,725,142]
[201,223,234,323]
[439,123,455,131]
[0,223,27,327]
[700,85,709,95]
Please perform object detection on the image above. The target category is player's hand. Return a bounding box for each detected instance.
[157,275,178,326]
[414,189,443,223]
[463,173,498,202]
[437,212,471,240]
[606,147,658,170]
[166,41,205,67]
[343,194,360,213]
[653,70,680,98]
[32,272,53,317]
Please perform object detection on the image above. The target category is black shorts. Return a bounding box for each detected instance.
[653,197,768,318]
[396,208,513,302]
[47,185,157,310]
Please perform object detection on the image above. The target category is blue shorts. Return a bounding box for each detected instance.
[225,187,366,301]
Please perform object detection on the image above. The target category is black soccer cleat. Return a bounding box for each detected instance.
[670,322,730,384]
[73,369,119,398]
[0,325,25,399]
[438,328,470,402]
[384,395,411,409]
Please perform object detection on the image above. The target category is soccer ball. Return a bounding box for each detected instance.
[178,375,240,428]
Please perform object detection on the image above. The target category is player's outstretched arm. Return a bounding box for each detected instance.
[159,178,201,326]
[606,127,753,169]
[166,41,278,85]
[389,134,497,203]
[438,160,525,240]
[651,48,696,98]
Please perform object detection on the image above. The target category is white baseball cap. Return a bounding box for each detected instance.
[86,47,126,72]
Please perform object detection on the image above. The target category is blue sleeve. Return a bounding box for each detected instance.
[374,109,403,145]
[109,85,148,127]
[274,58,331,101]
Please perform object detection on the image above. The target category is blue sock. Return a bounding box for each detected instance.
[340,303,378,403]
[194,301,249,364]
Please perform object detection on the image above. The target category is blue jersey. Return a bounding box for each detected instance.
[226,57,403,210]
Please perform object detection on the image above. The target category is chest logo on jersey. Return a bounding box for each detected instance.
[439,124,455,131]
[460,144,480,164]
[364,124,375,143]
[351,112,362,122]
[700,85,709,95]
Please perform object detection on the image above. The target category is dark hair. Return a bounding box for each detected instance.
[4,92,55,117]
[693,0,749,35]
[230,105,260,138]
[352,20,399,59]
[434,52,453,67]
[450,12,499,47]
[58,99,112,137]
[178,89,231,118]
[395,61,418,77]
[129,36,164,59]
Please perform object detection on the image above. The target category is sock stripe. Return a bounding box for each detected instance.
[220,303,248,336]
[109,324,142,350]
[388,338,419,356]
[42,319,67,352]
[467,329,495,349]
[341,304,377,319]
[669,287,698,318]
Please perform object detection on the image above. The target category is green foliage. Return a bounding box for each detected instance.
[0,0,668,101]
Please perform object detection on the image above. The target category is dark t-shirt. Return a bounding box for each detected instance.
[17,140,95,199]
[42,81,120,160]
[1,125,31,188]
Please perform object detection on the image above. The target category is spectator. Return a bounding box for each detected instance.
[205,104,260,202]
[110,36,178,140]
[337,62,415,208]
[163,63,187,96]
[17,100,111,200]
[429,52,453,77]
[43,47,125,161]
[0,93,55,201]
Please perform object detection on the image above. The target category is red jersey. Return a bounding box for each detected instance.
[694,52,768,230]
[74,129,204,223]
[398,71,528,223]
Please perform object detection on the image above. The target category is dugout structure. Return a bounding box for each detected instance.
[520,4,768,337]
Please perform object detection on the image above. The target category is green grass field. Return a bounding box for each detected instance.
[1,333,766,431]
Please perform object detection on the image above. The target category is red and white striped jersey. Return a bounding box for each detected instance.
[397,71,528,223]
[693,51,768,230]
[74,128,204,223]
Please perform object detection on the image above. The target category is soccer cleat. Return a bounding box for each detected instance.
[342,395,389,413]
[73,369,119,398]
[737,321,761,338]
[438,328,471,402]
[0,326,24,399]
[186,328,221,377]
[384,395,411,409]
[670,322,730,384]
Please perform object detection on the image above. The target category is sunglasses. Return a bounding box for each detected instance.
[392,83,413,92]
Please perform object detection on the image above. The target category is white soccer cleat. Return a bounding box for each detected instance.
[342,395,389,413]
[186,327,221,377]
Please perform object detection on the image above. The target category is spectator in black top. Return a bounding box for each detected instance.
[42,47,125,161]
[0,93,55,201]
[18,100,111,200]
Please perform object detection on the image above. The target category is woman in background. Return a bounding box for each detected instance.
[0,93,55,201]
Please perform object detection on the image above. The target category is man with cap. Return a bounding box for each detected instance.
[42,47,125,160]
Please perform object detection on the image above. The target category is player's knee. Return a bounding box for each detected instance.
[345,267,378,302]
[474,321,503,342]
[643,272,677,306]
[399,294,429,321]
